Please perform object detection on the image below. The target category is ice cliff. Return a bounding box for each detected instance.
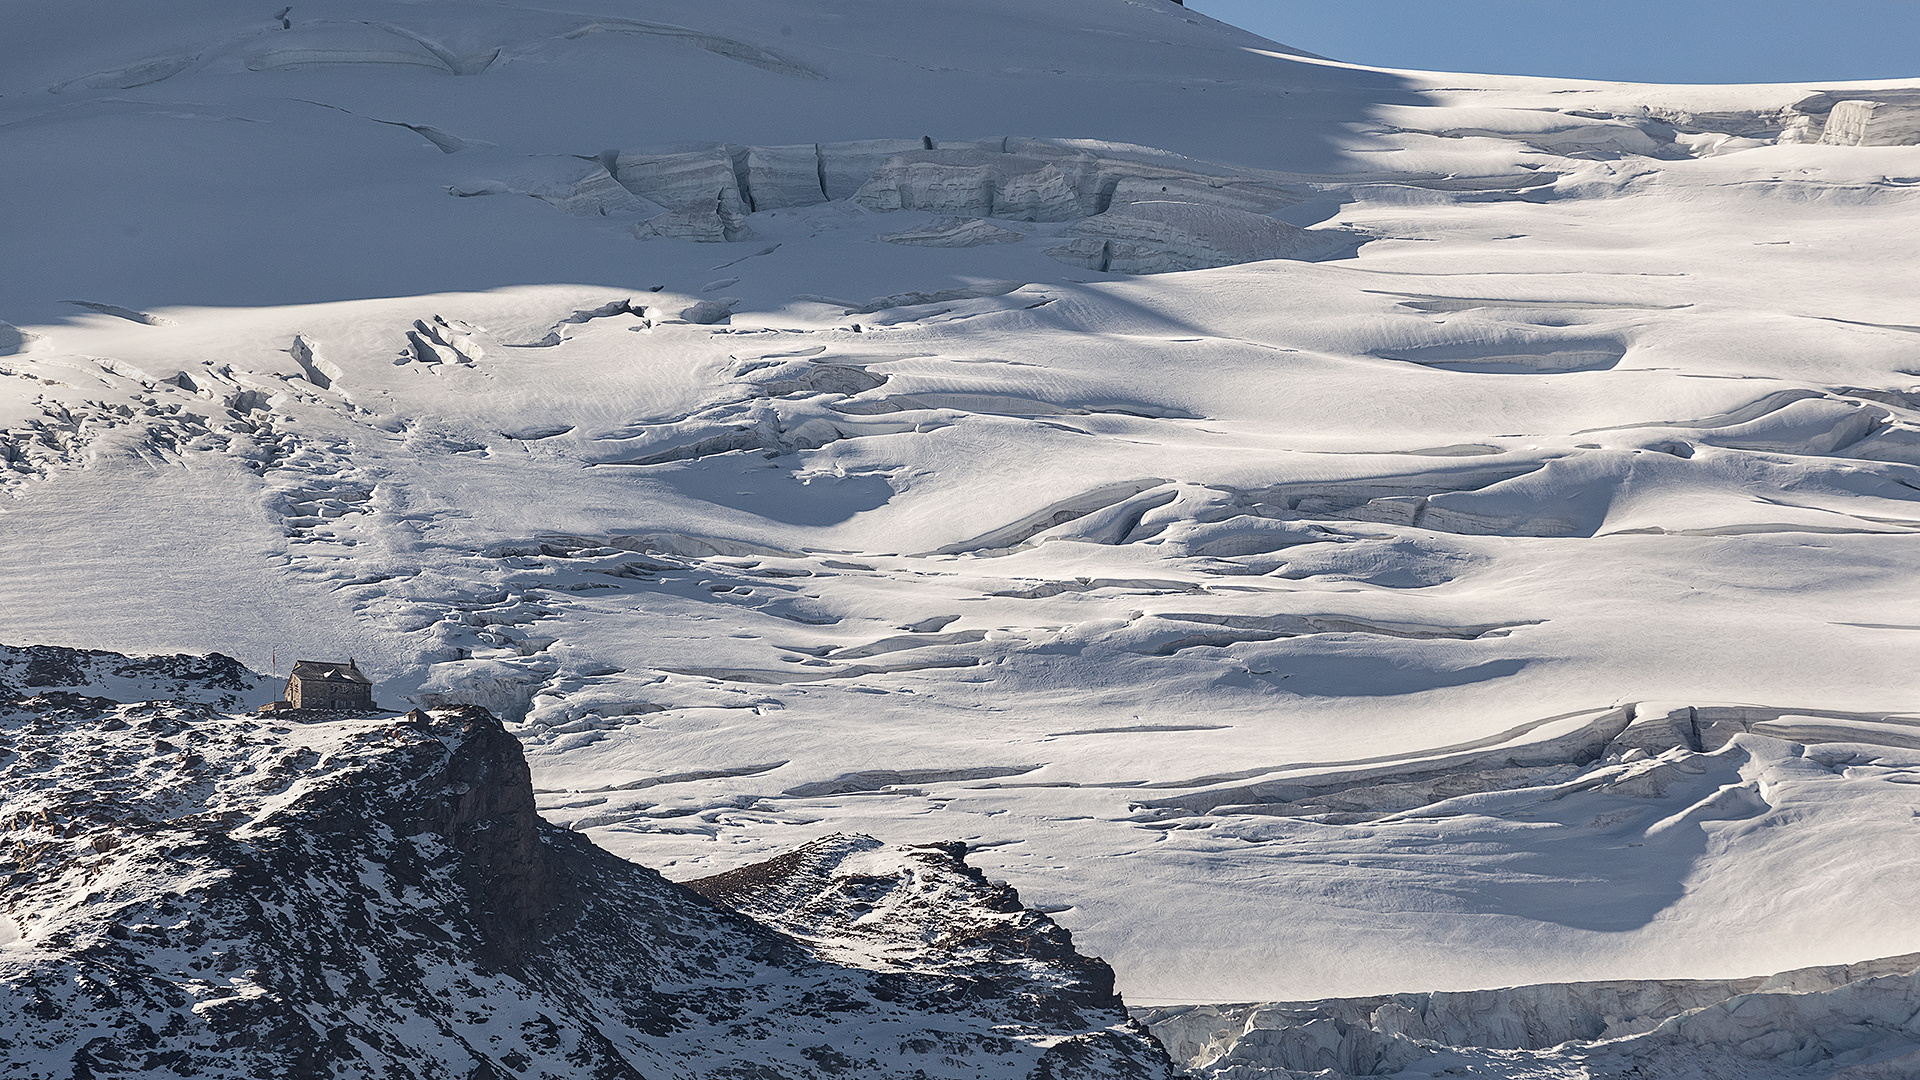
[1140,953,1920,1079]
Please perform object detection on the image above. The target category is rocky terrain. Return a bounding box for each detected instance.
[0,645,1169,1079]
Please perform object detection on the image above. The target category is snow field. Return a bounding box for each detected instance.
[4,0,1920,1011]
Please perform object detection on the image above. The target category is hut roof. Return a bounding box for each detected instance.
[289,660,372,685]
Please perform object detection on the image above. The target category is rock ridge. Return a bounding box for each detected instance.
[0,647,1172,1079]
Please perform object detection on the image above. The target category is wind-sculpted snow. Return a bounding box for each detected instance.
[6,0,1920,1049]
[0,658,1170,1079]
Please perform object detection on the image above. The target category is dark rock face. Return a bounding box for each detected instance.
[690,835,1172,1080]
[0,645,1172,1080]
[438,705,558,955]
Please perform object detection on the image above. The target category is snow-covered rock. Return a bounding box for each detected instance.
[0,642,270,709]
[0,648,1171,1079]
[690,834,1169,1077]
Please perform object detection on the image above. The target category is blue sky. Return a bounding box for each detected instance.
[1190,1,1920,84]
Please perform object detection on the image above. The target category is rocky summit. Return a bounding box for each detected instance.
[0,645,1170,1080]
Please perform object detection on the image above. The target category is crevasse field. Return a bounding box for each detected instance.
[5,0,1919,1008]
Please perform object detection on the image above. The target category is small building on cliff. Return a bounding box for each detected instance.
[283,659,376,711]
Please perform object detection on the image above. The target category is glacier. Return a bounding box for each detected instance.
[4,1,1920,1076]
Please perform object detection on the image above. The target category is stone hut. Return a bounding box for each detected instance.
[285,659,375,711]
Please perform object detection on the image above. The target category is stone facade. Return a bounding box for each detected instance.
[286,659,375,711]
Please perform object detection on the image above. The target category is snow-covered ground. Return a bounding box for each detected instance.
[5,0,1919,1012]
[0,684,1168,1079]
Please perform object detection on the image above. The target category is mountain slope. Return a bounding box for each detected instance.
[0,663,1168,1079]
[3,0,1919,1006]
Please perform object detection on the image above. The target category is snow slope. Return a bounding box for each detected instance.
[4,0,1920,1010]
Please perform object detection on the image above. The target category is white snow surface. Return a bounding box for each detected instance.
[5,0,1920,1010]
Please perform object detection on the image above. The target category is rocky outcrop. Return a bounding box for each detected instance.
[0,642,269,709]
[0,646,1171,1079]
[435,706,559,956]
[691,835,1128,1018]
[692,834,1171,1080]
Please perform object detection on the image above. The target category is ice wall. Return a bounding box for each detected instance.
[1140,953,1920,1078]
[1780,89,1920,145]
[465,135,1349,273]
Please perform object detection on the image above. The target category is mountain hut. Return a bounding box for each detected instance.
[285,659,375,711]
